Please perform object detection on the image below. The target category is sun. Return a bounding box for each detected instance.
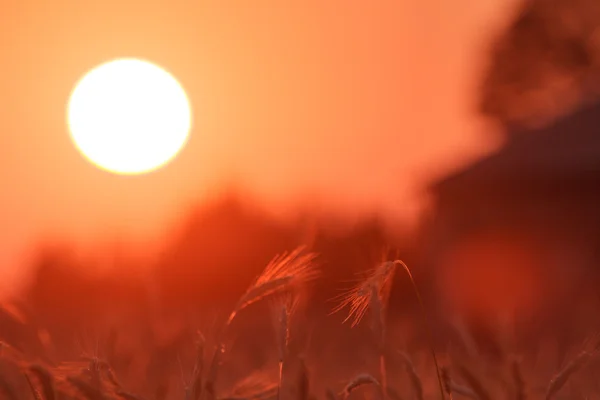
[67,58,192,175]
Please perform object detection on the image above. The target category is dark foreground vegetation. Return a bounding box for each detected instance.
[0,197,599,400]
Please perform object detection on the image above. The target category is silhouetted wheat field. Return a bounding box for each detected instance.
[1,245,599,400]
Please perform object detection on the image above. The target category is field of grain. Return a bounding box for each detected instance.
[0,245,599,400]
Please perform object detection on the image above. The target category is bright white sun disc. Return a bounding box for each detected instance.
[67,58,192,175]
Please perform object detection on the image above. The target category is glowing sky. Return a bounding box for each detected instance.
[0,0,519,292]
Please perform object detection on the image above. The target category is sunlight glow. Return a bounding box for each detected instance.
[67,58,192,175]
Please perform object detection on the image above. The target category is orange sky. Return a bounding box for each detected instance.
[0,0,519,292]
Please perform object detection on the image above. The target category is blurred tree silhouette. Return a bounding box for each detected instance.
[478,0,600,130]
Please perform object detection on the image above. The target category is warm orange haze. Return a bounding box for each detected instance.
[0,0,517,292]
[3,0,600,399]
[67,58,192,175]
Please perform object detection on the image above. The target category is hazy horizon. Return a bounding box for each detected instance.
[0,0,520,293]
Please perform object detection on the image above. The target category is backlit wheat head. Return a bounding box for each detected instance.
[228,246,319,325]
[332,261,396,328]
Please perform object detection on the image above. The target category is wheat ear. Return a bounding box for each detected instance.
[207,247,318,400]
[333,260,444,400]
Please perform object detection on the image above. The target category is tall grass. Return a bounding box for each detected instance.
[207,246,318,400]
[0,248,598,399]
[333,260,445,400]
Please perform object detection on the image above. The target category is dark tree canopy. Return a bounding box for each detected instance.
[478,0,600,130]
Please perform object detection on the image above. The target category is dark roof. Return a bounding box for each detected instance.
[432,100,600,195]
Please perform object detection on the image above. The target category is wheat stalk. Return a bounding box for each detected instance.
[332,261,394,399]
[333,260,444,400]
[545,349,596,399]
[271,295,299,400]
[206,247,318,400]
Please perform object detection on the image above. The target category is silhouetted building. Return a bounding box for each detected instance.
[423,99,600,348]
